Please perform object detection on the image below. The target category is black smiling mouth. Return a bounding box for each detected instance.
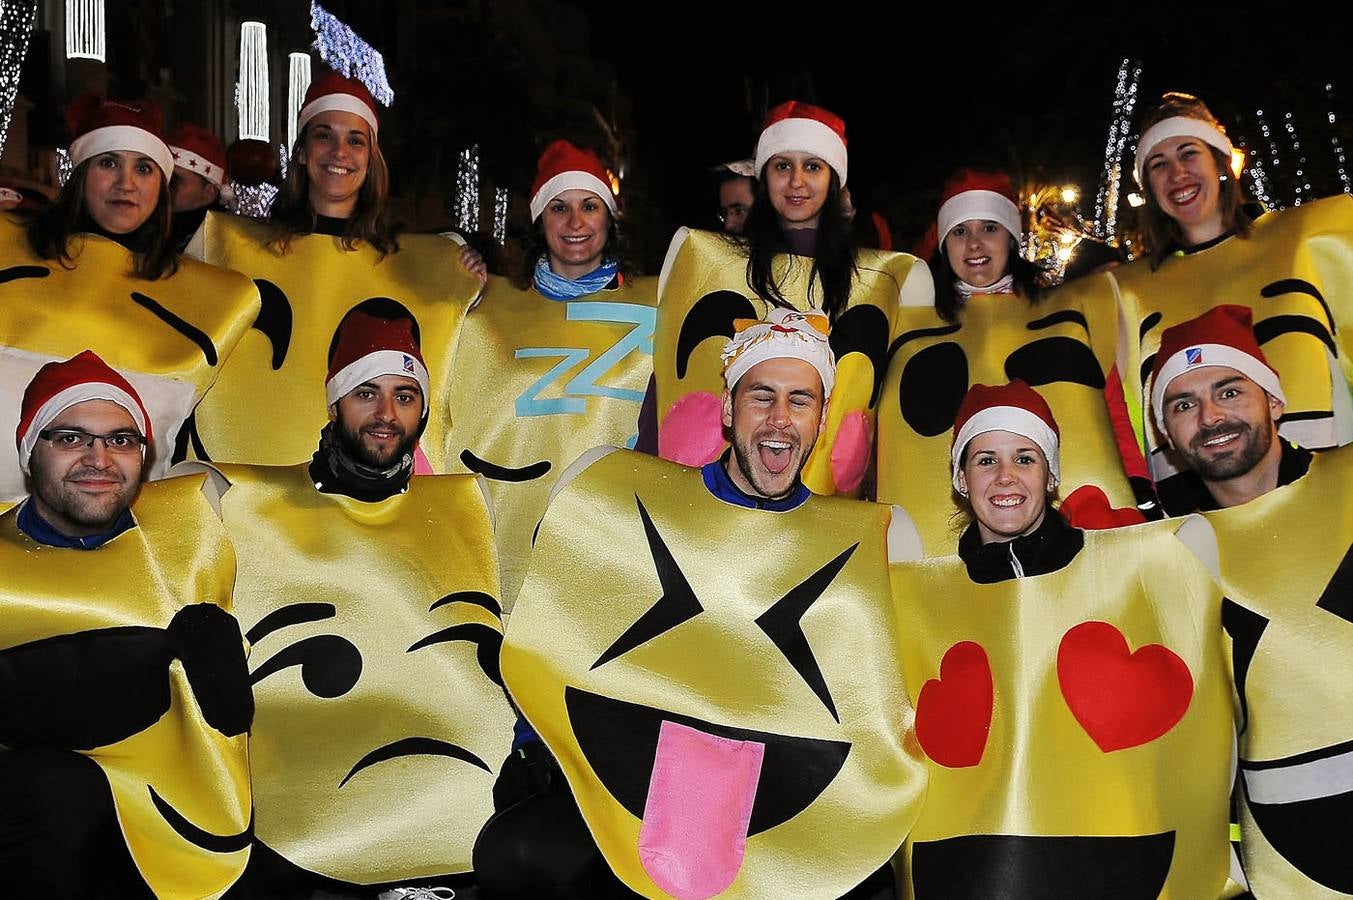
[150,786,254,853]
[1241,738,1353,892]
[564,686,849,834]
[339,736,490,788]
[910,832,1175,899]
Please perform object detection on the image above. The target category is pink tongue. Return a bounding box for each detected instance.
[758,444,791,475]
[638,720,765,899]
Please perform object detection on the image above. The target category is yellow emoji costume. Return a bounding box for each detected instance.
[1112,195,1353,484]
[205,461,514,887]
[0,473,252,899]
[876,274,1136,555]
[443,273,657,612]
[0,214,260,506]
[1202,444,1353,897]
[891,516,1233,898]
[502,447,927,899]
[185,211,479,469]
[652,227,932,497]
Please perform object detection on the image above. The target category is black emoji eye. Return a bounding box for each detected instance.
[1005,337,1105,390]
[897,338,968,437]
[755,543,858,723]
[829,305,890,406]
[676,291,757,379]
[251,279,294,370]
[251,635,362,698]
[1222,598,1269,735]
[592,495,703,669]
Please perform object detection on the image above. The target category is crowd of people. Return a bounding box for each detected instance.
[1,66,1351,900]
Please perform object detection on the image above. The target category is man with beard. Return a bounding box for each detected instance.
[1150,304,1310,513]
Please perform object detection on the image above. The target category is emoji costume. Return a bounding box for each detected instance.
[444,272,657,613]
[502,447,927,899]
[0,214,260,507]
[1202,443,1353,897]
[0,472,252,898]
[654,226,931,497]
[205,460,513,888]
[891,516,1233,898]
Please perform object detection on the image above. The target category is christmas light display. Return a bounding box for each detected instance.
[309,1,393,107]
[1328,83,1351,195]
[64,0,103,61]
[493,187,508,245]
[231,182,277,219]
[1283,111,1312,206]
[455,144,479,236]
[287,52,312,153]
[237,21,269,141]
[1252,110,1282,210]
[1092,58,1141,242]
[0,1,35,155]
[55,147,72,186]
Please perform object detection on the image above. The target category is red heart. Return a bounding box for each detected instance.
[1057,621,1193,752]
[915,641,993,768]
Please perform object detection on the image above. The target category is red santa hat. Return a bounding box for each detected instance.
[16,350,152,474]
[754,100,848,187]
[950,380,1061,493]
[297,71,380,138]
[1134,115,1233,187]
[168,122,228,187]
[529,140,617,221]
[936,169,1023,249]
[325,310,430,410]
[66,93,174,180]
[721,307,836,399]
[1149,304,1285,432]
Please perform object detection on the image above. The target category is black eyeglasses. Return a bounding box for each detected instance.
[718,203,751,223]
[38,429,147,454]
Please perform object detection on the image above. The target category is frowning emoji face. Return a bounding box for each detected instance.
[502,448,926,898]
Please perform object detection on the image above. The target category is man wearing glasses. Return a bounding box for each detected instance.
[715,158,756,234]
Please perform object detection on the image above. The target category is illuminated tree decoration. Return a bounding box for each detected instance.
[237,21,269,141]
[64,0,103,61]
[287,52,312,153]
[455,144,480,236]
[1092,58,1141,243]
[1328,83,1351,195]
[309,1,393,107]
[1255,109,1284,211]
[0,0,35,155]
[55,147,72,186]
[1283,111,1311,206]
[231,182,277,219]
[493,186,508,245]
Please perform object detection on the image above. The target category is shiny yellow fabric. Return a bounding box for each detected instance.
[214,463,512,885]
[876,275,1134,556]
[653,227,930,496]
[0,214,260,505]
[0,474,250,899]
[1113,195,1353,479]
[1204,445,1353,898]
[891,520,1233,899]
[443,274,657,612]
[503,448,926,899]
[189,212,479,468]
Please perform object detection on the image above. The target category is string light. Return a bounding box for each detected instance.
[1255,110,1283,211]
[287,52,311,153]
[309,1,393,106]
[1327,83,1351,194]
[64,0,103,61]
[56,147,72,186]
[231,182,277,219]
[1093,58,1141,241]
[1283,111,1311,206]
[237,21,269,141]
[454,144,480,236]
[493,187,508,245]
[0,1,35,155]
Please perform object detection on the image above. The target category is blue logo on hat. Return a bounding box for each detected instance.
[402,354,415,373]
[1185,347,1203,366]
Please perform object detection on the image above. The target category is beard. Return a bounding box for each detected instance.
[730,427,816,500]
[1180,418,1275,481]
[337,417,417,470]
[33,463,139,534]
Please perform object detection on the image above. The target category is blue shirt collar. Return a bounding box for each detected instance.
[16,498,136,549]
[701,452,811,511]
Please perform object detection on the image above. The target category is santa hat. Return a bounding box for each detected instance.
[297,71,380,138]
[168,122,228,187]
[325,310,430,410]
[16,350,151,474]
[936,169,1022,248]
[714,158,757,178]
[1133,115,1233,187]
[1149,304,1284,431]
[721,307,836,399]
[66,93,174,179]
[754,101,848,187]
[529,140,617,221]
[950,380,1061,493]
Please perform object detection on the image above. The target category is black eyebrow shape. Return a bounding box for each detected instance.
[339,736,489,788]
[130,292,219,365]
[408,623,503,686]
[246,602,337,644]
[887,323,962,361]
[1026,309,1090,335]
[429,591,502,618]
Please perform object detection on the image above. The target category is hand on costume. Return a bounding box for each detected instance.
[166,603,254,737]
[493,739,560,812]
[458,243,488,286]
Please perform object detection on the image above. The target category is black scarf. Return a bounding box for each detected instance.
[307,421,413,502]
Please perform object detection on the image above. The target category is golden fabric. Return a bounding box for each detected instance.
[0,474,250,899]
[1204,445,1353,897]
[188,212,479,469]
[213,463,513,885]
[503,448,926,899]
[652,227,930,496]
[1112,195,1353,481]
[443,274,657,612]
[0,214,260,505]
[891,519,1233,899]
[875,275,1134,556]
